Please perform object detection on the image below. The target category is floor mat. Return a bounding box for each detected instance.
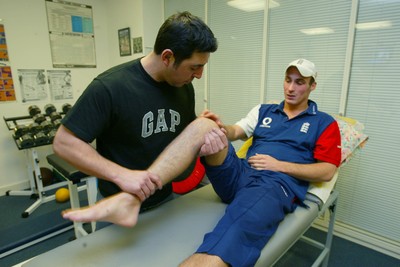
[0,209,72,255]
[0,186,88,257]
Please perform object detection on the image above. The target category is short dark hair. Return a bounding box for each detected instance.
[154,11,218,66]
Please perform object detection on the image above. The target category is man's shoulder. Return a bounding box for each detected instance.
[316,110,336,122]
[98,59,140,79]
[260,102,280,111]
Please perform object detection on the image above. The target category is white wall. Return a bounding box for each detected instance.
[0,0,163,195]
[143,0,164,53]
[104,0,142,66]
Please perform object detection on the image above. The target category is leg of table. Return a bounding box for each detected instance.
[67,181,89,239]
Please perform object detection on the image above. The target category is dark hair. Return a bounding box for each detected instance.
[154,11,218,66]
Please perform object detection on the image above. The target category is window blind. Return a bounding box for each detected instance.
[206,1,264,129]
[264,0,351,114]
[335,0,400,242]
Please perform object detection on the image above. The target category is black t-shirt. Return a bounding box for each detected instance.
[62,58,196,209]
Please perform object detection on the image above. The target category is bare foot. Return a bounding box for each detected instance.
[62,192,141,227]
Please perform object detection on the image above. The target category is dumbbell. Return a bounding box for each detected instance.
[28,122,42,135]
[50,111,62,122]
[13,124,29,139]
[47,129,57,142]
[40,120,53,134]
[28,105,41,117]
[18,133,34,149]
[62,103,72,114]
[33,113,46,124]
[44,104,57,116]
[52,118,62,129]
[34,131,49,146]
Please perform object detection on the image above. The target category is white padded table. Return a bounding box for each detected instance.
[22,184,337,267]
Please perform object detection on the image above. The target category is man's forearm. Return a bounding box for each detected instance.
[224,124,246,141]
[279,161,337,182]
[53,125,127,184]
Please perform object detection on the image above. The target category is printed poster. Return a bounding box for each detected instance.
[0,65,16,102]
[0,24,9,62]
[47,70,73,100]
[46,0,96,68]
[18,69,48,102]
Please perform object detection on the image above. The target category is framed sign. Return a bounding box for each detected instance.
[133,37,143,54]
[118,28,132,56]
[45,0,96,68]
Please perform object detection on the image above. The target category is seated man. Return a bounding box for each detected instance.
[63,59,341,267]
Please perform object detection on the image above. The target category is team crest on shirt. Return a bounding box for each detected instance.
[300,122,310,133]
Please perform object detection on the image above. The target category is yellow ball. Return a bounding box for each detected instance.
[55,188,70,203]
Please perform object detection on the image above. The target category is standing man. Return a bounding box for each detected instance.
[62,59,341,267]
[53,11,218,211]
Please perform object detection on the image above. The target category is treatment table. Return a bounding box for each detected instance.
[22,183,338,267]
[22,115,367,266]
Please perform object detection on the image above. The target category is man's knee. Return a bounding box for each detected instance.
[190,117,219,131]
[179,253,228,267]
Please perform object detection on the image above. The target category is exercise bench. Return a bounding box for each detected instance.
[46,153,97,239]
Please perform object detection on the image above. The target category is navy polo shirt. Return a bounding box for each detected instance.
[245,100,340,199]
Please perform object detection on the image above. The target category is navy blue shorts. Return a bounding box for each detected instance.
[197,145,298,267]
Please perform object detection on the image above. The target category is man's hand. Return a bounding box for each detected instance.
[115,170,163,202]
[199,128,228,157]
[248,153,280,171]
[248,153,338,182]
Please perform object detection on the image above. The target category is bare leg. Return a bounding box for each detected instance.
[179,253,228,267]
[62,117,224,226]
[62,192,141,227]
[148,117,223,183]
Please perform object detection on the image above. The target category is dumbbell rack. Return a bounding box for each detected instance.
[3,114,68,218]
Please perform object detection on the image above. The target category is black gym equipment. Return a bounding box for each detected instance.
[1,103,80,260]
[52,118,62,129]
[4,104,73,149]
[47,129,57,142]
[40,120,53,134]
[62,103,72,114]
[3,103,73,217]
[28,105,41,117]
[28,122,42,135]
[44,103,57,115]
[50,111,62,122]
[13,124,29,139]
[17,133,35,149]
[32,113,46,124]
[33,132,49,146]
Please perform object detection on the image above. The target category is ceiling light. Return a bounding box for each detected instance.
[300,27,335,35]
[227,0,280,12]
[356,21,392,30]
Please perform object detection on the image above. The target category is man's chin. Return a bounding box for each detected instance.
[176,82,190,87]
[284,98,298,105]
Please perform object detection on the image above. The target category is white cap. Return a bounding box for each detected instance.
[286,58,317,81]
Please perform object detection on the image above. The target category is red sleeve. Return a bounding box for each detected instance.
[314,121,342,167]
